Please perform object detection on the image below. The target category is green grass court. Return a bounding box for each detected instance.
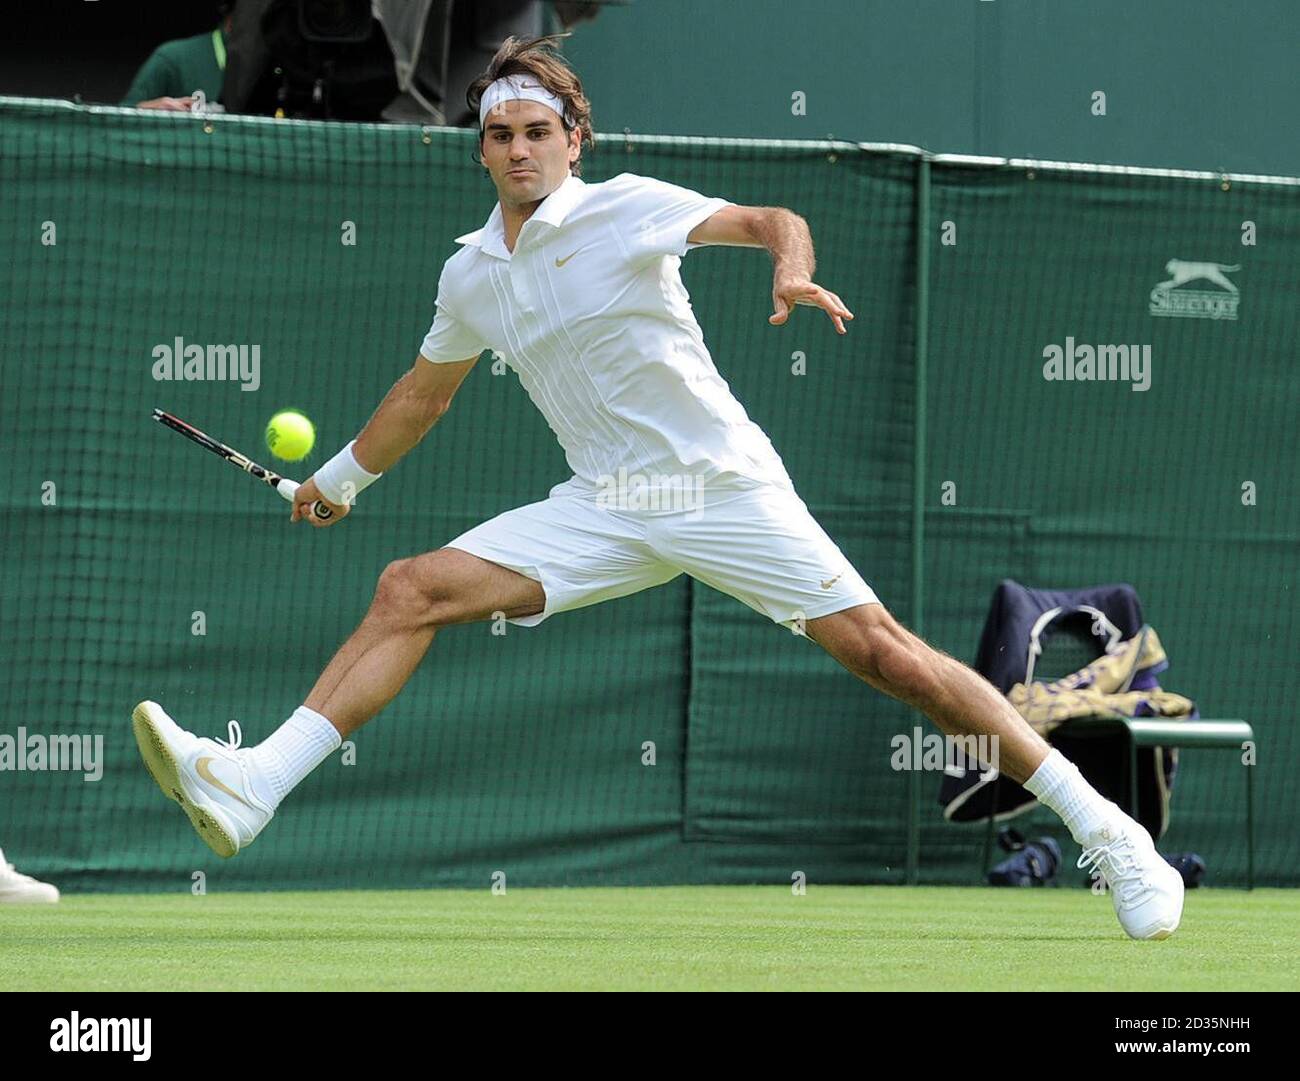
[4,886,1296,992]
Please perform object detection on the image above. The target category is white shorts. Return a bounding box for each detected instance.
[443,475,880,630]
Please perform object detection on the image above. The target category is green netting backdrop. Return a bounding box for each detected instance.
[0,99,1295,891]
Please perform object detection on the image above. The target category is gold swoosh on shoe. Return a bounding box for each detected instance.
[195,756,257,810]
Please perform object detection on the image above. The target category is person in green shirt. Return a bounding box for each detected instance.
[121,6,233,111]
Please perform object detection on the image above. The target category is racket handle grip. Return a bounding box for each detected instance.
[276,478,334,521]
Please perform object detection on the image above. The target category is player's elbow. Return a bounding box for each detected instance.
[744,206,787,243]
[418,391,452,428]
[398,369,453,423]
[773,206,807,232]
[745,206,805,245]
[406,355,475,422]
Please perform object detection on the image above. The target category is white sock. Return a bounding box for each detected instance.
[1022,748,1117,845]
[246,706,342,809]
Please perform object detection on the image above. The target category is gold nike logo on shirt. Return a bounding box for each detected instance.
[554,249,582,267]
[195,756,257,809]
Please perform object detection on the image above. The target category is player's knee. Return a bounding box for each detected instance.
[372,555,467,629]
[372,558,437,628]
[856,620,926,693]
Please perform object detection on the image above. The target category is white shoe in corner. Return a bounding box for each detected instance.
[1078,814,1185,940]
[0,848,59,904]
[131,700,274,859]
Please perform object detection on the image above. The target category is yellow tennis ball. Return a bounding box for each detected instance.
[265,410,315,461]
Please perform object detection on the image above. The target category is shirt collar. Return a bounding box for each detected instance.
[455,174,587,260]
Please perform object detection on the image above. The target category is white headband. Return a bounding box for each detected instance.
[478,74,568,129]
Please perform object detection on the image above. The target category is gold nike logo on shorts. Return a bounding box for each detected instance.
[820,571,845,589]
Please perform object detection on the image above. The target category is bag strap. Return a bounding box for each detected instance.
[1025,604,1124,684]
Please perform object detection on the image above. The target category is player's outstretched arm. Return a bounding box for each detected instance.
[353,354,478,473]
[687,205,854,334]
[292,354,477,527]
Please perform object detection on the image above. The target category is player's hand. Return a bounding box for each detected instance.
[770,273,854,334]
[291,477,350,528]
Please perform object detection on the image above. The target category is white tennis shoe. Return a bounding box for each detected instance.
[1078,813,1185,940]
[0,849,59,903]
[131,700,274,859]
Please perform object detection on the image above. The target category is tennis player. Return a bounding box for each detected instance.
[133,36,1183,939]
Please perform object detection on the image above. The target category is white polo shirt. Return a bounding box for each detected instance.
[420,172,795,495]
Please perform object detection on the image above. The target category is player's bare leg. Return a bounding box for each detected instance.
[806,603,1049,782]
[132,548,543,859]
[806,602,1185,939]
[305,548,544,737]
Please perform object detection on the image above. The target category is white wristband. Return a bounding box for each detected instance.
[313,440,382,505]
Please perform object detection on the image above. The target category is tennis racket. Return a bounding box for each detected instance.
[152,408,334,520]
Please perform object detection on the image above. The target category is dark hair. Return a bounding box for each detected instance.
[467,34,595,176]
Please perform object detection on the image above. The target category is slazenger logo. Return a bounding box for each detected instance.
[1148,259,1240,320]
[50,1012,151,1061]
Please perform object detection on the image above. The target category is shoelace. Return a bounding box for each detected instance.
[1077,837,1153,907]
[215,720,244,752]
